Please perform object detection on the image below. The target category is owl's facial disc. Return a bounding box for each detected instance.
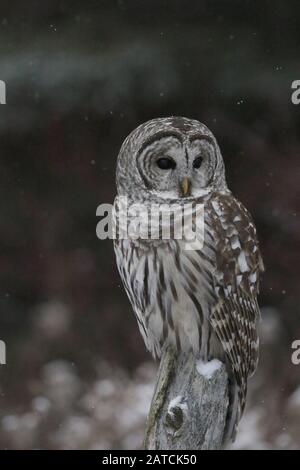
[187,137,216,196]
[137,133,217,199]
[137,135,182,196]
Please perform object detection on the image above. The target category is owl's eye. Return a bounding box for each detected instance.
[156,157,176,170]
[193,156,203,169]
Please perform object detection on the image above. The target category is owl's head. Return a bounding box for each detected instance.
[116,117,227,202]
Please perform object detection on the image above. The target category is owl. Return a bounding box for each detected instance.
[113,117,263,439]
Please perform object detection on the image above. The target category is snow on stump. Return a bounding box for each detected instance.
[144,347,229,450]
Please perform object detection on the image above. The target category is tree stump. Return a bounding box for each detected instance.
[144,346,229,450]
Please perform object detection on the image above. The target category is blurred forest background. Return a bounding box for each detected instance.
[0,0,300,449]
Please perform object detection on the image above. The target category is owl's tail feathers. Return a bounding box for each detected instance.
[223,378,247,444]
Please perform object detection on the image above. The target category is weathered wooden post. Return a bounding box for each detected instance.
[144,347,229,450]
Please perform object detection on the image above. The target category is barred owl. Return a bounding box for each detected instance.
[113,117,263,439]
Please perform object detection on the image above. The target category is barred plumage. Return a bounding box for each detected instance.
[113,117,263,439]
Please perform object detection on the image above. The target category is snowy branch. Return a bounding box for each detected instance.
[144,347,229,450]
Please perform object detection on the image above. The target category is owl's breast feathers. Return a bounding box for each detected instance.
[113,191,263,421]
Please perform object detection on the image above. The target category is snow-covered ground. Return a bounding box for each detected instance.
[1,356,299,450]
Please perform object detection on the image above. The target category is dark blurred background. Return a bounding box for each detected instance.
[0,0,300,449]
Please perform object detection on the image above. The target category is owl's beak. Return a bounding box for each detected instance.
[180,177,191,197]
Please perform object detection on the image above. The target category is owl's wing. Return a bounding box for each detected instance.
[206,192,264,414]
